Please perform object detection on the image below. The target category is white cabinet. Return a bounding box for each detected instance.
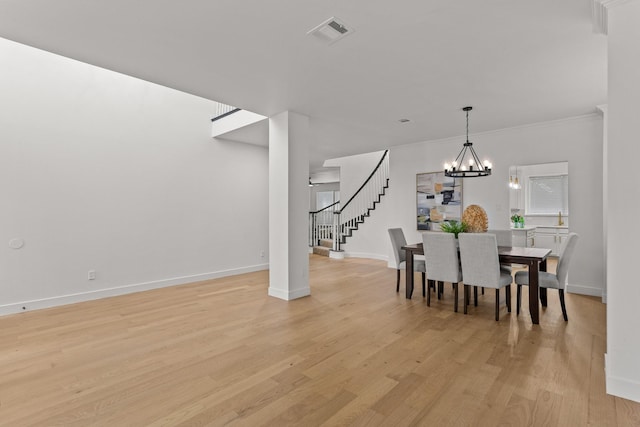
[534,233,556,253]
[511,227,535,247]
[534,227,569,256]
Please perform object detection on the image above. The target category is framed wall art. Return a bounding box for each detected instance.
[416,171,463,230]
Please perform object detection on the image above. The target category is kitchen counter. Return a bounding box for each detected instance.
[510,225,537,231]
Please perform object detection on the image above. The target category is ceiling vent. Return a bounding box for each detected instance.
[307,17,354,45]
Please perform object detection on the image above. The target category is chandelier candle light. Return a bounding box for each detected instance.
[444,106,492,178]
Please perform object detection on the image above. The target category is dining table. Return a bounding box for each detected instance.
[401,242,551,325]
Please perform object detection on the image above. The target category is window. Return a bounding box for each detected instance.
[527,175,568,215]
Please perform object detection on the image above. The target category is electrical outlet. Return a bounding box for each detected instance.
[260,250,265,258]
[88,270,96,280]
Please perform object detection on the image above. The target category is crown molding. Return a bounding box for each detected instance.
[408,113,602,150]
[592,0,639,34]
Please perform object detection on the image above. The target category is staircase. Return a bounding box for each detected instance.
[312,239,334,257]
[309,150,389,256]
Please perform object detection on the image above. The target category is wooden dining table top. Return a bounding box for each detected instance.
[402,242,551,261]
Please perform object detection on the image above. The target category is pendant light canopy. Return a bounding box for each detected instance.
[444,107,492,178]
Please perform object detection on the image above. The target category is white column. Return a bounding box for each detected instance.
[268,111,311,300]
[606,0,640,403]
[597,104,607,304]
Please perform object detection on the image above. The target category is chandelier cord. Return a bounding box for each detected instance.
[466,109,469,143]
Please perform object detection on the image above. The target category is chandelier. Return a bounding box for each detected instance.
[444,106,492,178]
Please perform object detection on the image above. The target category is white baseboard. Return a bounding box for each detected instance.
[268,286,311,301]
[601,354,640,403]
[566,283,603,297]
[606,367,640,402]
[0,263,269,317]
[344,252,388,262]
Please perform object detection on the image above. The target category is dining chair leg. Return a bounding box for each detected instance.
[396,269,400,293]
[481,287,485,295]
[540,287,548,307]
[516,284,521,315]
[422,273,426,297]
[559,289,568,321]
[427,279,431,306]
[506,285,511,313]
[495,289,500,321]
[474,286,478,306]
[438,281,444,300]
[454,283,459,313]
[464,285,469,314]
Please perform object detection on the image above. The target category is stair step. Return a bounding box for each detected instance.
[313,246,331,257]
[319,239,333,248]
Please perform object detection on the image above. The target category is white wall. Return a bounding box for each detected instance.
[343,115,604,297]
[0,38,269,315]
[606,0,640,403]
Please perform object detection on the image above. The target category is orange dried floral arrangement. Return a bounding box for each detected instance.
[462,204,488,233]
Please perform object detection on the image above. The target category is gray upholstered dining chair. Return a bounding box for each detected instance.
[388,228,426,294]
[488,229,513,274]
[515,232,579,321]
[422,232,463,311]
[488,229,513,247]
[458,233,513,321]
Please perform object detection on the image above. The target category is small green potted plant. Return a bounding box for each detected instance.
[510,214,523,228]
[439,220,468,238]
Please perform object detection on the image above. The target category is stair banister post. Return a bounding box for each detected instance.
[333,210,340,252]
[309,212,313,247]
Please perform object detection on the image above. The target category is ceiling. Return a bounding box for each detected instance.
[0,0,607,172]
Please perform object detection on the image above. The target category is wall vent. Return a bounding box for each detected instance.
[307,17,354,45]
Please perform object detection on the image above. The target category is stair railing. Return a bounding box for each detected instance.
[210,103,241,122]
[309,200,340,247]
[332,150,390,252]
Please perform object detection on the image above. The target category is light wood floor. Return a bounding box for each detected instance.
[1,256,639,426]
